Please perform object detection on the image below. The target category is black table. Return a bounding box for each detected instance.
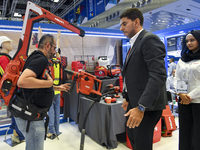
[63,80,80,123]
[78,96,126,149]
[63,78,126,149]
[63,78,120,123]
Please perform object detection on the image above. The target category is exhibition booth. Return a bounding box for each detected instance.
[1,18,200,149]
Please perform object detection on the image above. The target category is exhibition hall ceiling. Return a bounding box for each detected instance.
[0,0,82,19]
[0,0,200,33]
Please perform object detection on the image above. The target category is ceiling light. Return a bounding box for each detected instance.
[54,0,59,2]
[136,1,140,7]
[116,11,120,16]
[113,13,116,18]
[110,15,112,20]
[141,0,146,5]
[14,13,22,17]
[105,16,109,22]
[146,0,152,3]
[132,4,136,8]
[95,21,99,27]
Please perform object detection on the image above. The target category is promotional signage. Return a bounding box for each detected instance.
[75,1,87,25]
[87,0,95,20]
[69,10,74,24]
[96,0,105,16]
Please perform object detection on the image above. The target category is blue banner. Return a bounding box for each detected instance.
[80,0,87,17]
[87,0,95,20]
[69,10,74,24]
[63,14,69,22]
[75,0,87,25]
[96,0,105,16]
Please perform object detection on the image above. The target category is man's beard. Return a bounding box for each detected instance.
[47,50,53,60]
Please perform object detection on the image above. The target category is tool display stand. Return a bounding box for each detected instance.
[161,105,177,137]
[126,118,162,149]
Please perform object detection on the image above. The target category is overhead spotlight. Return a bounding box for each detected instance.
[93,24,95,27]
[14,13,22,17]
[136,1,140,7]
[141,0,146,5]
[110,14,112,20]
[116,11,120,16]
[105,16,109,21]
[113,13,116,18]
[95,21,99,27]
[146,0,152,3]
[132,3,136,8]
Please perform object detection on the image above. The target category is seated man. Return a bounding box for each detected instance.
[166,69,176,100]
[166,69,178,112]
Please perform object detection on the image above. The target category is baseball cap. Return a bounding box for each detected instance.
[0,36,12,46]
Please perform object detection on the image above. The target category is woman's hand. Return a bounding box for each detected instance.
[179,93,192,105]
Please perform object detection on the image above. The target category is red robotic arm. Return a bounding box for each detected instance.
[0,1,85,105]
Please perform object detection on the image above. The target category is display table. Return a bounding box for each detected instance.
[63,80,80,123]
[78,96,126,149]
[63,78,125,149]
[63,78,119,124]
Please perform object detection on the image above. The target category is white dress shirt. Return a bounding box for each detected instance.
[174,59,200,103]
[123,29,144,92]
[166,76,176,94]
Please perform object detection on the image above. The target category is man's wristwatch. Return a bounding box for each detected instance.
[137,104,146,112]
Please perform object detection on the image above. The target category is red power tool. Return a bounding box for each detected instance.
[0,1,85,105]
[103,84,120,103]
[94,64,122,79]
[65,69,102,102]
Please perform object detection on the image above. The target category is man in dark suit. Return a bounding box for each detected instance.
[120,8,167,150]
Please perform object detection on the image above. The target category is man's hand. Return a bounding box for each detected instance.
[121,99,129,111]
[53,83,71,92]
[63,83,71,91]
[124,107,144,128]
[179,93,192,105]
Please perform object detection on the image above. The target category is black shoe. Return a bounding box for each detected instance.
[47,133,59,140]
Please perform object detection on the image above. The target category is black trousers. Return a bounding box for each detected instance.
[178,103,200,150]
[126,105,162,150]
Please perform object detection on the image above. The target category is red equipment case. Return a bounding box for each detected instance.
[71,61,86,72]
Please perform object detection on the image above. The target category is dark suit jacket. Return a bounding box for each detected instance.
[123,30,167,111]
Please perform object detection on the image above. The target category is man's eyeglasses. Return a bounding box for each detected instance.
[51,44,57,51]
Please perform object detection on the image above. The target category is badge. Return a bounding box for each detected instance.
[176,80,188,93]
